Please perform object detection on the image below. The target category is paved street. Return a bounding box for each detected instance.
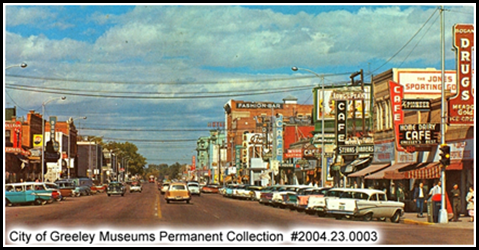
[5,183,474,245]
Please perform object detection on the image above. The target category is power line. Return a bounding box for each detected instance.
[5,84,315,99]
[370,7,440,74]
[5,71,353,86]
[6,82,318,96]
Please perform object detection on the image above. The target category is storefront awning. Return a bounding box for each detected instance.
[364,163,416,180]
[348,163,390,178]
[343,157,372,174]
[403,162,441,179]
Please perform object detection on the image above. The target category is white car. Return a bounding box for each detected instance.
[306,188,350,216]
[160,183,170,194]
[130,182,142,193]
[187,182,201,196]
[325,188,404,223]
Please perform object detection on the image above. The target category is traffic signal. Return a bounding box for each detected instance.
[439,144,451,167]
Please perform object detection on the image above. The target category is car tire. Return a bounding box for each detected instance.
[363,213,373,222]
[121,194,124,197]
[108,194,111,197]
[6,199,12,207]
[186,200,190,204]
[167,200,170,204]
[390,211,401,223]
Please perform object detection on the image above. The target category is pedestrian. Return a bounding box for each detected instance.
[429,181,442,222]
[397,182,405,202]
[466,186,474,222]
[413,182,427,218]
[451,184,461,222]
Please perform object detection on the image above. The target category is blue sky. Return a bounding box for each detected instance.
[4,4,475,165]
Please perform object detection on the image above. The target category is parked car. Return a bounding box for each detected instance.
[160,182,170,194]
[53,180,78,198]
[5,182,54,206]
[106,182,126,197]
[223,184,240,198]
[165,182,191,204]
[95,184,108,193]
[44,182,65,202]
[259,185,287,205]
[130,182,142,193]
[201,184,220,193]
[231,184,251,200]
[246,185,264,201]
[325,188,405,223]
[295,187,331,212]
[306,188,350,216]
[187,182,201,196]
[278,186,311,209]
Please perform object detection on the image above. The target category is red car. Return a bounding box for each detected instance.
[201,184,220,193]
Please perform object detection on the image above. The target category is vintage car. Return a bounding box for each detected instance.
[54,179,80,197]
[165,182,191,204]
[325,188,405,223]
[306,188,350,216]
[95,184,108,193]
[295,187,331,212]
[187,182,201,196]
[44,182,65,202]
[246,185,264,201]
[232,185,253,200]
[160,182,170,194]
[106,182,126,197]
[5,182,55,206]
[201,184,220,193]
[278,186,312,210]
[223,184,240,198]
[259,185,284,205]
[130,182,142,193]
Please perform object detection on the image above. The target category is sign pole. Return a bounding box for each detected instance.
[438,6,448,224]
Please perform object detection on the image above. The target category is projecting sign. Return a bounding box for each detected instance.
[398,123,440,146]
[401,99,431,111]
[335,100,347,148]
[275,114,283,162]
[449,23,474,125]
[337,145,375,156]
[390,81,408,152]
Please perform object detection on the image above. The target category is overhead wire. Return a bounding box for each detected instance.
[370,7,440,74]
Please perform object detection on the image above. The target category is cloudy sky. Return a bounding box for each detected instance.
[4,4,475,166]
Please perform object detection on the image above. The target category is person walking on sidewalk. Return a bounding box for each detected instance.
[466,186,474,222]
[451,184,461,222]
[413,182,427,218]
[429,181,442,223]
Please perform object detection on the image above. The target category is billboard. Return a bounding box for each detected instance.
[316,86,371,121]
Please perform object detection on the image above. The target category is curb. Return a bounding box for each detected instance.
[402,219,434,226]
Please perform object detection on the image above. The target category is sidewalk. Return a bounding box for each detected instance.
[402,212,475,229]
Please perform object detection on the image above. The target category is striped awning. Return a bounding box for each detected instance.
[404,162,441,179]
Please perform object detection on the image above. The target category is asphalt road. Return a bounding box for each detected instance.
[5,183,474,245]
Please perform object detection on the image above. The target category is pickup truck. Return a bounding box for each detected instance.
[325,188,404,223]
[305,188,351,216]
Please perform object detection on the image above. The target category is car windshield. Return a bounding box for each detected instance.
[110,183,122,187]
[170,185,186,191]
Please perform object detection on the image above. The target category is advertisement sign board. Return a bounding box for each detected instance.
[389,81,407,152]
[275,114,283,162]
[449,23,474,125]
[335,100,347,153]
[316,87,371,121]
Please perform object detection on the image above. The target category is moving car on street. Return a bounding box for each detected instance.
[129,182,142,193]
[106,182,126,197]
[187,182,201,196]
[165,182,191,204]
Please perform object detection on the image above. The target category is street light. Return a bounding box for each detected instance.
[292,67,326,187]
[41,96,66,182]
[5,63,27,70]
[67,117,87,179]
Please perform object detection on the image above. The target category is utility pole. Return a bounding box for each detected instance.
[438,5,448,224]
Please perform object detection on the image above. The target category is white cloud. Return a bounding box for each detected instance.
[5,6,56,26]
